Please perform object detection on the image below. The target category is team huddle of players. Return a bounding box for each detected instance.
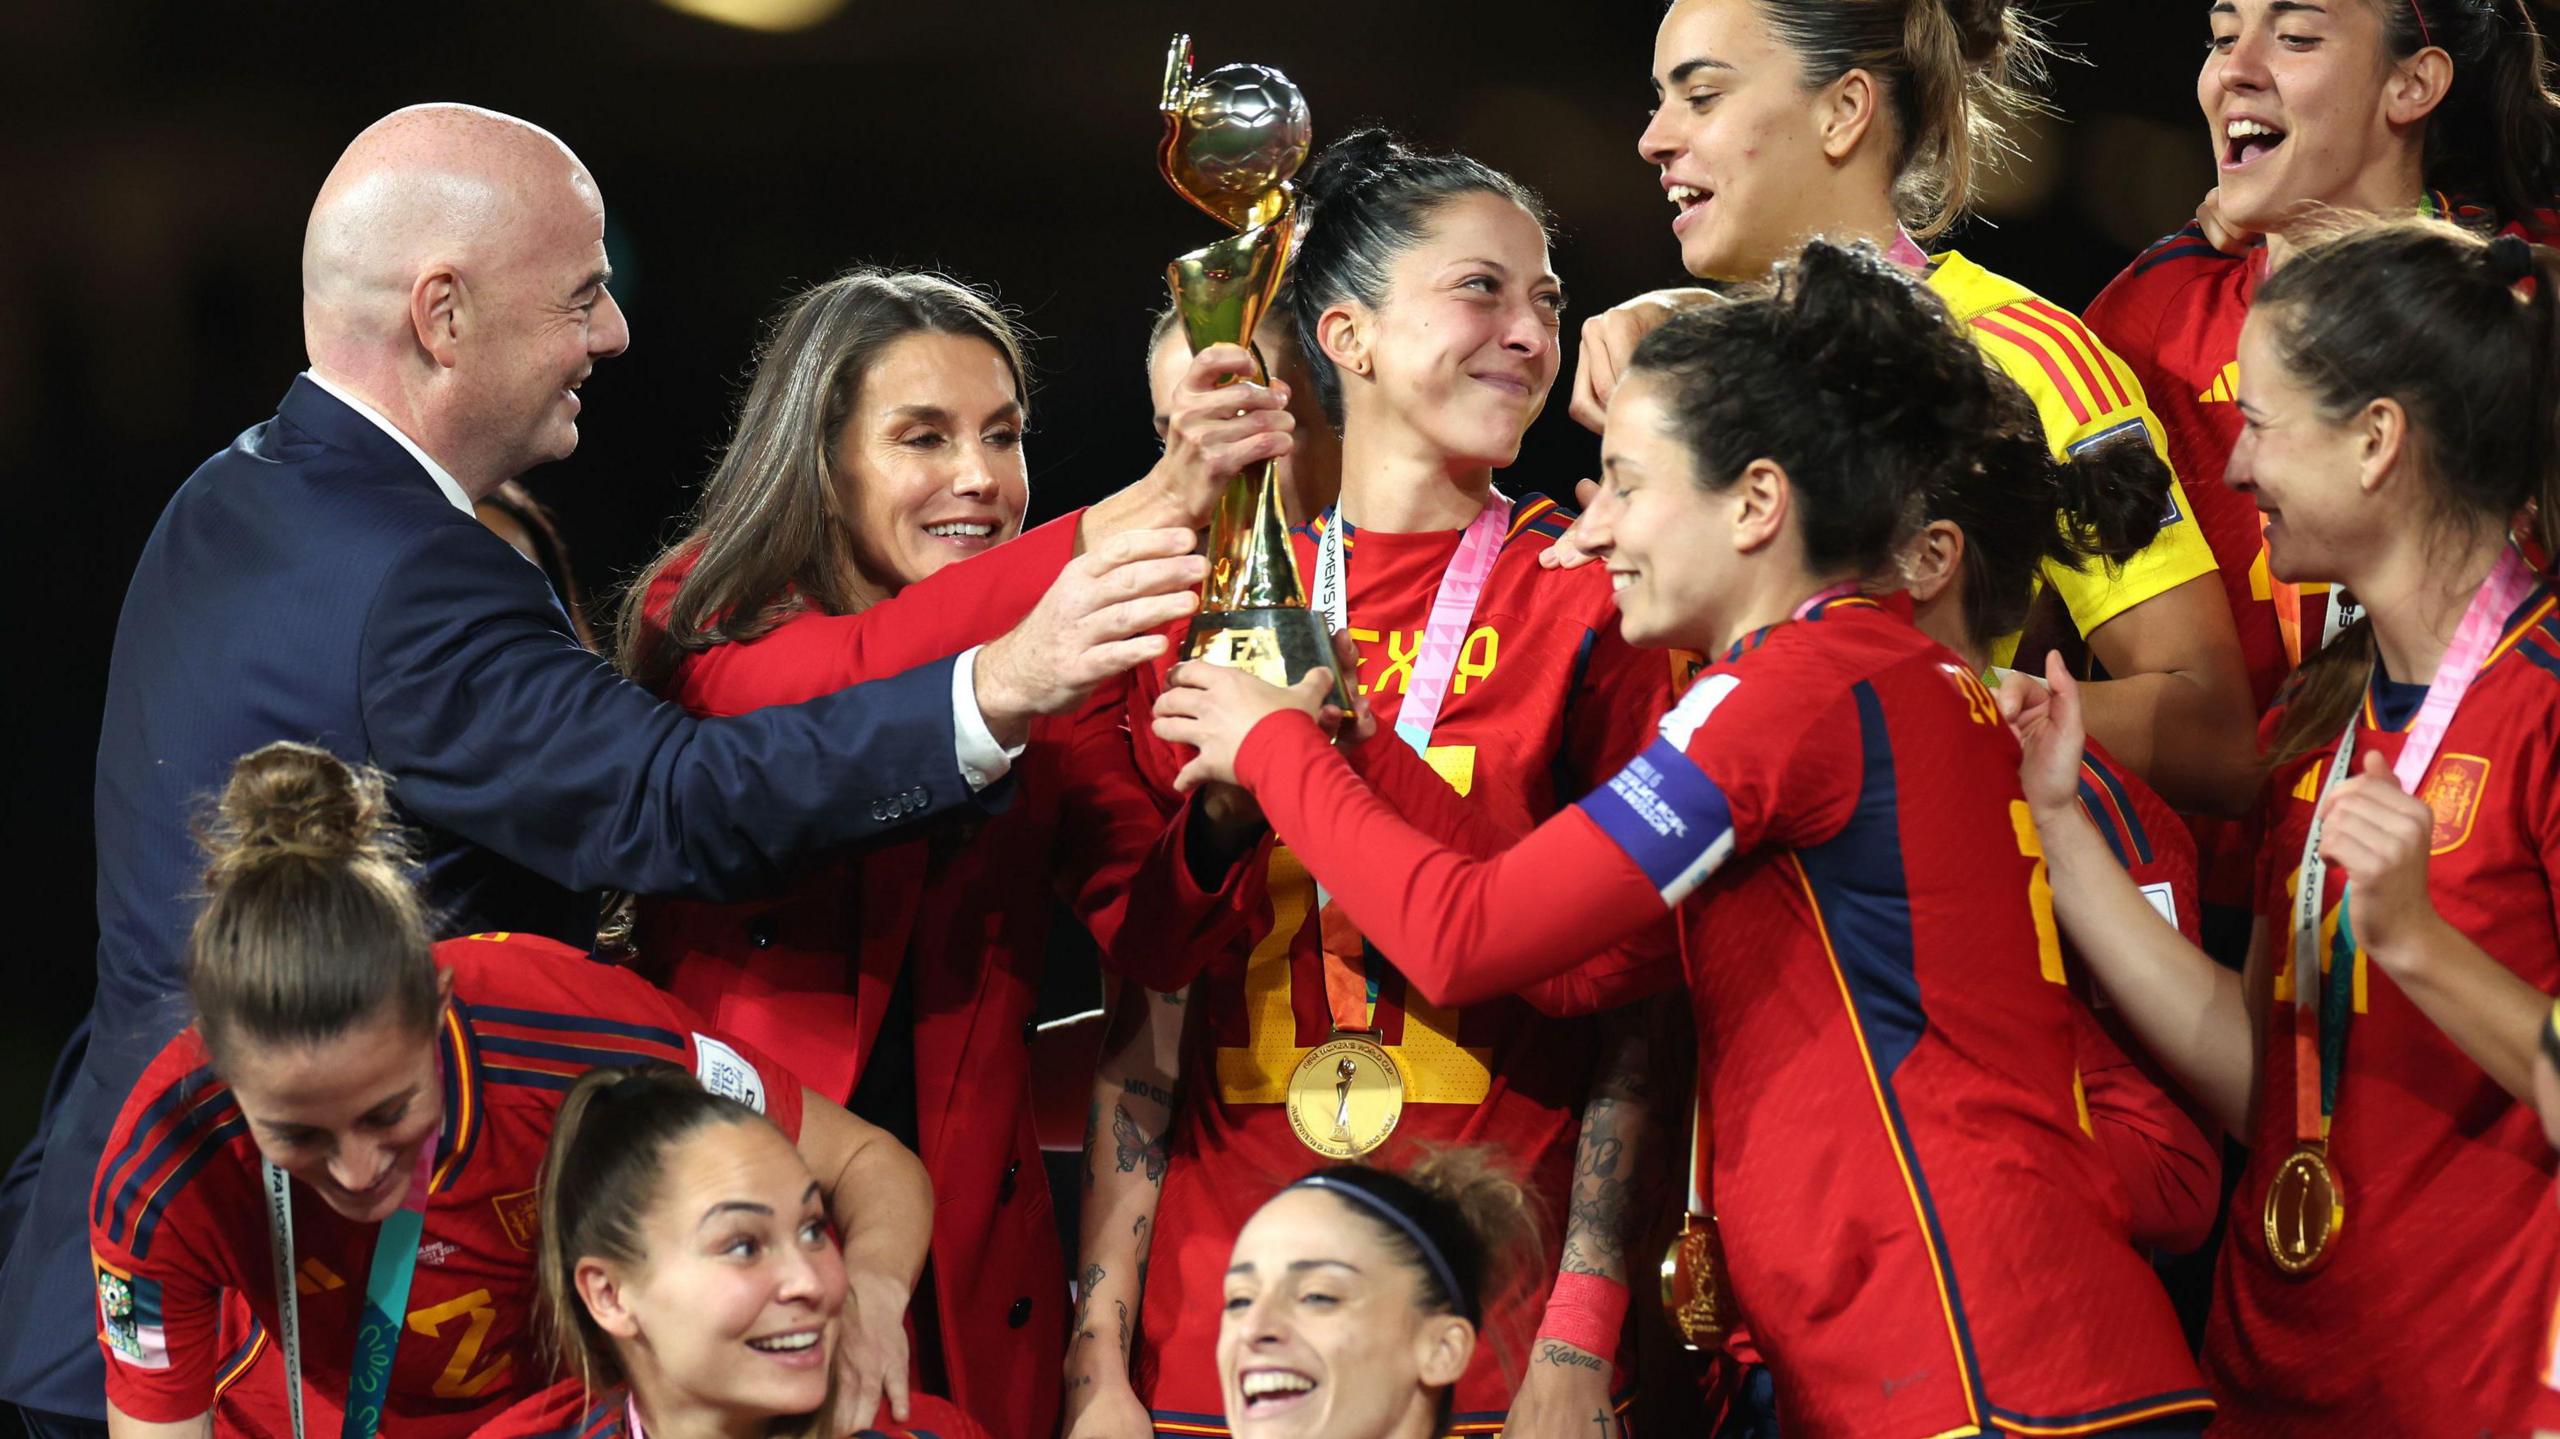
[69,1,2560,1438]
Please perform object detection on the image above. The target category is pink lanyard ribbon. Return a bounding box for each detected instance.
[1313,494,1515,757]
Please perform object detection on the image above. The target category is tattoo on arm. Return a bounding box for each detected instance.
[1535,1339,1607,1372]
[1120,1076,1177,1109]
[1112,1103,1169,1182]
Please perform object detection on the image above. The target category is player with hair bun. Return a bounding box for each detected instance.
[86,742,930,1439]
[2017,219,2560,1436]
[1160,238,2211,1438]
[1568,0,2261,821]
[1218,1150,1540,1439]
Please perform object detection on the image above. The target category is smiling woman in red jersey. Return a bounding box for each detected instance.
[88,743,930,1439]
[617,270,1263,1439]
[479,1066,991,1439]
[1159,240,2212,1439]
[1086,131,1681,1439]
[1568,0,2260,820]
[2085,0,2560,712]
[2018,220,2560,1436]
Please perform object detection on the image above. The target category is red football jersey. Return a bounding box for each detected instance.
[2084,196,2560,713]
[88,933,806,1437]
[1132,496,1678,1436]
[480,1378,992,1439]
[1232,597,2210,1438]
[2207,587,2560,1436]
[2068,740,2220,1256]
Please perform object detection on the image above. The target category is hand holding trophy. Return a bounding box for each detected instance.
[1156,35,1350,709]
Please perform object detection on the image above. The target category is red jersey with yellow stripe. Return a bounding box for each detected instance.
[2209,586,2560,1436]
[88,933,805,1438]
[1226,597,2210,1436]
[1925,252,2219,667]
[1130,494,1676,1435]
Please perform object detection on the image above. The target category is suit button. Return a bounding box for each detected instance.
[910,785,928,805]
[747,917,776,950]
[998,1160,1020,1204]
[870,800,890,822]
[1006,1296,1032,1329]
[1020,1020,1037,1045]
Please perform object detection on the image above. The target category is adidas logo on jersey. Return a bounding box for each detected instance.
[2198,361,2240,404]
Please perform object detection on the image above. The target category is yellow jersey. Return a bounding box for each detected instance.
[1927,251,2219,666]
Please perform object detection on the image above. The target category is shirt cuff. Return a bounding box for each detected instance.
[952,645,1026,792]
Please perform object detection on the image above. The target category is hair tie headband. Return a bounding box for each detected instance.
[1290,1173,1476,1321]
[2541,996,2560,1074]
[2489,233,2536,285]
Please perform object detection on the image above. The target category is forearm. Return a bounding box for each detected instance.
[822,1123,934,1292]
[1068,986,1183,1397]
[1236,713,1664,1008]
[109,1408,212,1439]
[1559,1011,1664,1288]
[2075,669,2260,820]
[2036,801,2258,1136]
[2369,914,2550,1103]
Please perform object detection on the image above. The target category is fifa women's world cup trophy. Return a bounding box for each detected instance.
[1155,35,1350,707]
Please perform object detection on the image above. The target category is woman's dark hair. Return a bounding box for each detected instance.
[1288,1148,1540,1434]
[1753,0,2054,238]
[2255,217,2560,765]
[617,268,1030,689]
[186,742,437,1073]
[1283,128,1552,428]
[2382,0,2560,225]
[476,480,599,651]
[536,1065,826,1436]
[1922,378,2170,647]
[1626,237,2115,588]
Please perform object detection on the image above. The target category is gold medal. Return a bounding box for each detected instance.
[1285,1035,1403,1158]
[2262,1144,2345,1275]
[1658,1211,1735,1351]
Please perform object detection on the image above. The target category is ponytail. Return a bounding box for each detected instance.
[1755,0,2053,238]
[2254,217,2558,765]
[2389,0,2560,226]
[535,1066,818,1431]
[186,742,436,1073]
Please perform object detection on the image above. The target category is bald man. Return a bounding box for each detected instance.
[0,105,1275,1437]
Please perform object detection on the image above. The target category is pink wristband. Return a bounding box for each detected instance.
[1535,1271,1629,1358]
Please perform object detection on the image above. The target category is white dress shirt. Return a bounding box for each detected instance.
[299,368,1021,791]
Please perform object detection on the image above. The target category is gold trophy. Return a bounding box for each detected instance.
[1156,35,1346,703]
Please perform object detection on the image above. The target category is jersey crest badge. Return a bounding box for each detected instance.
[493,1186,542,1253]
[2422,754,2491,855]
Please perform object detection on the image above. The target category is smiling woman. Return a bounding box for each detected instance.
[1218,1152,1537,1439]
[83,742,935,1439]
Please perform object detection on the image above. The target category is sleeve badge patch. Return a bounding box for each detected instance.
[95,1255,169,1370]
[692,1035,769,1114]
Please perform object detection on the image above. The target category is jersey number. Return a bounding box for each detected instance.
[406,1289,513,1400]
[1215,845,1492,1106]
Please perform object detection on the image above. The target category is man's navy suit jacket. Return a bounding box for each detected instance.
[0,377,986,1417]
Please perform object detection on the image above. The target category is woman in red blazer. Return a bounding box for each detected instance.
[617,269,1276,1437]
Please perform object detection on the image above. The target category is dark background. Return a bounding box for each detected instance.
[1,1,2262,1161]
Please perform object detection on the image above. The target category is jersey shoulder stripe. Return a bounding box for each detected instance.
[1971,309,2100,427]
[435,1004,486,1190]
[1507,494,1567,543]
[2017,299,2136,411]
[463,1003,686,1050]
[2130,222,2240,278]
[464,1001,692,1093]
[212,1318,267,1399]
[2075,750,2154,870]
[98,1070,238,1252]
[94,1068,222,1232]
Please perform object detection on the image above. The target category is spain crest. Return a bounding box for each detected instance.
[2422,754,2491,856]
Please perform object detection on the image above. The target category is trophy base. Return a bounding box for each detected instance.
[1185,606,1353,709]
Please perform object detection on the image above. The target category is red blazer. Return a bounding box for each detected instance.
[630,519,1257,1439]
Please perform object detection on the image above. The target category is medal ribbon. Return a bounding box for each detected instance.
[2288,548,2534,1143]
[264,1075,440,1439]
[1310,493,1515,1031]
[1884,228,1931,269]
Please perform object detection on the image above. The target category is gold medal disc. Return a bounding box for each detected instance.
[1285,1036,1404,1159]
[1659,1212,1735,1351]
[2262,1145,2345,1275]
